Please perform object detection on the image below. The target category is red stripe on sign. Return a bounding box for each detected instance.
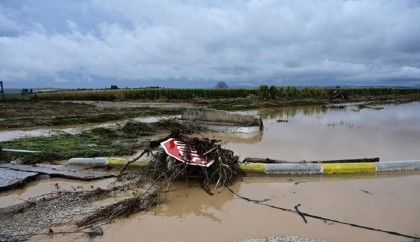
[160,138,214,167]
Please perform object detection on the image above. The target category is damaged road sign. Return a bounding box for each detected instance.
[160,138,214,167]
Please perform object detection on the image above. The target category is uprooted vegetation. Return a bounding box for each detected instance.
[0,134,243,241]
[0,118,205,164]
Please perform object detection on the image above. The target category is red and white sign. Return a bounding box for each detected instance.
[160,138,214,167]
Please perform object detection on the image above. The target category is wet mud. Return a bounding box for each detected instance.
[0,178,114,208]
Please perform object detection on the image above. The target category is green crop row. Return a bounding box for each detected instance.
[121,88,258,100]
[342,87,420,96]
[34,90,124,101]
[258,85,331,99]
[34,86,420,101]
[36,88,258,101]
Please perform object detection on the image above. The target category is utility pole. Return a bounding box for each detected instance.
[0,81,4,100]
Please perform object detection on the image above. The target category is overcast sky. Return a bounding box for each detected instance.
[1,0,420,89]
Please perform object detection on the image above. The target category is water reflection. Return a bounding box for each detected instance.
[258,105,327,120]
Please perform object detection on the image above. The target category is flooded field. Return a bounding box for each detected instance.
[94,173,420,242]
[221,102,420,162]
[1,102,420,242]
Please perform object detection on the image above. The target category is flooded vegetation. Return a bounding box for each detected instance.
[0,119,204,164]
[0,101,184,130]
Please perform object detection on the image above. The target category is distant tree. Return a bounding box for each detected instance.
[110,85,119,89]
[215,81,228,89]
[258,85,269,99]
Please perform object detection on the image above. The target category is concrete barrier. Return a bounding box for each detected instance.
[376,160,420,172]
[322,162,376,174]
[240,163,266,174]
[67,157,420,175]
[265,163,322,175]
[180,108,263,133]
[240,160,420,175]
[107,157,148,167]
[68,157,108,167]
[181,108,260,125]
[68,157,148,168]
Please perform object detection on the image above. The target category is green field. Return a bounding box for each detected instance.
[32,86,420,102]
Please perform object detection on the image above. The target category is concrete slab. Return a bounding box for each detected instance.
[0,163,115,181]
[181,109,263,133]
[182,109,261,125]
[0,167,38,191]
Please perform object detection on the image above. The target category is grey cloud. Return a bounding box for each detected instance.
[1,0,420,88]
[0,5,22,33]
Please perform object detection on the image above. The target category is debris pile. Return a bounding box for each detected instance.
[78,132,243,228]
[329,90,349,100]
[150,134,243,195]
[77,186,162,227]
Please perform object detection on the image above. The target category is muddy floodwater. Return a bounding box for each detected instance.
[219,102,420,162]
[2,102,420,241]
[90,173,420,242]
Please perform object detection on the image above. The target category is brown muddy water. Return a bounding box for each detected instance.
[218,102,420,162]
[2,102,420,241]
[29,173,420,242]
